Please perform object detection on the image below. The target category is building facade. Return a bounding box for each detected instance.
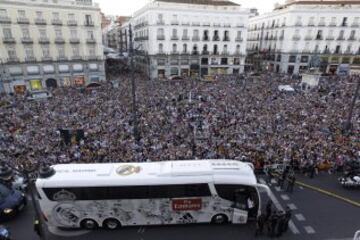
[0,0,105,94]
[123,0,249,80]
[247,0,360,74]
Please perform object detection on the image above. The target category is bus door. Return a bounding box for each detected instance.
[232,189,249,224]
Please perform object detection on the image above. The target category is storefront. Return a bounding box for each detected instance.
[157,69,165,79]
[209,67,228,75]
[73,76,85,87]
[181,69,189,77]
[62,77,72,87]
[12,80,27,94]
[30,79,43,91]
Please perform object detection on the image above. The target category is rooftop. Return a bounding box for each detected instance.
[275,0,360,10]
[156,0,240,6]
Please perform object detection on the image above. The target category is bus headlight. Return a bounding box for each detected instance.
[3,208,13,214]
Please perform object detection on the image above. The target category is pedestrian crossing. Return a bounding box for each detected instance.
[259,177,316,237]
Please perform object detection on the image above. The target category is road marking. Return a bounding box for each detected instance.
[296,181,360,208]
[137,227,146,233]
[295,213,306,221]
[267,188,300,234]
[287,203,297,210]
[274,186,281,192]
[281,194,290,201]
[304,226,316,234]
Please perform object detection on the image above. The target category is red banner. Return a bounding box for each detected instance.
[172,199,202,211]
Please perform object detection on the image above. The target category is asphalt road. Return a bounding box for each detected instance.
[2,173,359,240]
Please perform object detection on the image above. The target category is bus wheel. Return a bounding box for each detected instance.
[211,214,228,224]
[80,219,98,230]
[103,218,121,230]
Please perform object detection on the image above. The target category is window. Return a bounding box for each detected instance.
[52,12,59,19]
[25,46,34,58]
[335,45,341,54]
[43,184,211,201]
[158,43,163,53]
[300,56,309,63]
[157,28,164,36]
[213,44,218,54]
[18,10,26,18]
[331,17,336,25]
[172,43,177,53]
[58,46,65,57]
[7,47,16,58]
[36,11,43,18]
[85,14,92,25]
[316,30,323,39]
[70,29,77,38]
[183,44,187,53]
[21,27,30,38]
[72,46,80,56]
[68,13,75,20]
[87,31,94,39]
[342,17,347,26]
[193,30,199,37]
[0,9,7,17]
[172,29,177,37]
[214,184,256,209]
[221,58,228,65]
[203,30,209,41]
[89,46,96,56]
[237,31,242,38]
[53,28,61,38]
[350,30,355,38]
[223,44,228,53]
[289,55,296,63]
[3,28,12,38]
[42,47,50,57]
[236,44,240,52]
[183,29,188,37]
[158,14,163,21]
[39,28,46,38]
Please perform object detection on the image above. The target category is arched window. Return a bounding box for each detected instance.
[213,44,218,55]
[223,44,228,54]
[183,44,187,53]
[159,43,163,53]
[203,44,208,54]
[157,28,164,35]
[172,43,177,53]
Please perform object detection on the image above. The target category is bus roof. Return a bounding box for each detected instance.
[36,160,257,188]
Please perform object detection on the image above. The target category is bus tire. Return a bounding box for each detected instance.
[80,219,98,230]
[103,218,121,230]
[211,214,228,224]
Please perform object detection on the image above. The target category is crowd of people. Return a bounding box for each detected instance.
[0,72,359,174]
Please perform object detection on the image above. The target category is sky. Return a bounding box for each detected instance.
[96,0,285,16]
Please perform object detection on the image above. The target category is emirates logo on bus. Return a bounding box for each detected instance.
[116,165,142,176]
[172,199,202,211]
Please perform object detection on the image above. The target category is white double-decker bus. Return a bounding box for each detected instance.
[35,160,270,230]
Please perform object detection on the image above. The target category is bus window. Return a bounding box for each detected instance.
[215,185,259,212]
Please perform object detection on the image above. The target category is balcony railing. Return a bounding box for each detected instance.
[192,22,200,26]
[17,17,30,24]
[292,36,301,41]
[213,23,221,27]
[181,51,189,55]
[212,36,220,41]
[35,18,46,25]
[212,51,219,55]
[157,35,165,40]
[181,22,190,26]
[171,36,179,40]
[295,22,302,26]
[202,51,210,55]
[304,36,312,41]
[25,56,36,62]
[318,22,326,26]
[170,51,179,55]
[54,37,65,44]
[325,36,334,40]
[308,23,315,27]
[86,38,96,44]
[203,37,210,41]
[236,24,244,28]
[223,37,230,42]
[323,49,331,54]
[337,36,345,41]
[71,56,83,61]
[156,20,165,25]
[87,55,100,60]
[67,20,78,26]
[192,51,199,55]
[21,37,33,44]
[69,38,80,44]
[192,36,200,41]
[221,51,229,55]
[348,36,356,41]
[315,36,323,40]
[0,16,11,23]
[57,56,68,61]
[171,20,179,25]
[42,56,53,61]
[182,36,190,41]
[329,22,337,27]
[84,21,94,27]
[3,37,16,44]
[51,19,63,25]
[351,23,359,27]
[235,37,243,42]
[39,37,50,44]
[7,57,20,63]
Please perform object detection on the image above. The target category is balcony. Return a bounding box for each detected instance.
[134,36,149,41]
[192,36,200,41]
[0,16,11,24]
[348,36,356,41]
[38,37,50,44]
[57,56,68,61]
[17,17,29,24]
[304,36,312,41]
[156,20,165,25]
[84,21,94,27]
[171,20,179,25]
[325,36,334,40]
[295,22,302,27]
[86,38,96,44]
[351,23,359,27]
[35,18,47,25]
[202,37,210,41]
[323,49,331,54]
[67,20,78,26]
[212,36,220,41]
[235,37,243,42]
[170,51,179,55]
[25,56,36,62]
[212,51,219,55]
[54,37,65,44]
[21,37,33,44]
[42,56,53,62]
[329,22,337,27]
[192,22,200,26]
[337,36,345,41]
[181,51,189,55]
[71,56,83,61]
[202,51,209,55]
[51,19,63,25]
[181,36,190,41]
[318,22,326,27]
[3,37,16,44]
[292,36,301,41]
[213,23,221,27]
[157,35,165,40]
[87,55,100,60]
[315,36,323,40]
[7,57,20,63]
[223,37,230,42]
[170,36,179,41]
[236,24,244,28]
[181,22,190,26]
[308,23,315,27]
[221,51,229,55]
[69,38,80,44]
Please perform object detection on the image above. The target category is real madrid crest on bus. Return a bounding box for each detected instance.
[116,165,142,176]
[53,189,76,201]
